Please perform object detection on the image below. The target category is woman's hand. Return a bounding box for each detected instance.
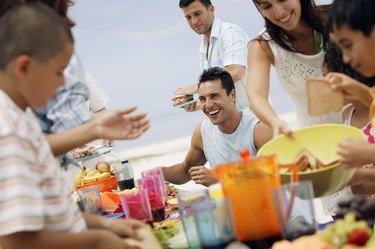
[270,118,293,138]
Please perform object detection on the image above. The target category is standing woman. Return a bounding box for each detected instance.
[247,0,342,137]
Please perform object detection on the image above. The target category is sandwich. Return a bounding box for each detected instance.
[172,94,194,107]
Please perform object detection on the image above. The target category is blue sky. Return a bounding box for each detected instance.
[70,0,331,148]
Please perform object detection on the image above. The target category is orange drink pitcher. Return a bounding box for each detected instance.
[211,153,282,247]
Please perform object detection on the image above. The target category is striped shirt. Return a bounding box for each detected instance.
[199,18,250,111]
[0,90,87,235]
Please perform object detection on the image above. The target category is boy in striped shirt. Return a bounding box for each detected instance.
[0,3,159,249]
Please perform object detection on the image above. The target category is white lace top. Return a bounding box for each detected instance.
[262,32,343,127]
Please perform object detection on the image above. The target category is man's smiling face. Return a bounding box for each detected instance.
[198,79,236,126]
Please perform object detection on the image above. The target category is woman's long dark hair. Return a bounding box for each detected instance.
[253,0,329,53]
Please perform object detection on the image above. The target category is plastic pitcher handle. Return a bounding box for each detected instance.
[239,149,251,160]
[279,163,299,221]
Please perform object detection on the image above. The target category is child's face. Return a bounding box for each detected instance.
[332,25,375,78]
[20,43,73,109]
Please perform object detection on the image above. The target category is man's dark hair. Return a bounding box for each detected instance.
[326,0,375,37]
[198,67,235,95]
[323,41,375,87]
[0,2,74,70]
[253,0,329,53]
[179,0,211,9]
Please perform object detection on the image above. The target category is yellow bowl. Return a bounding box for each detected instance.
[257,124,365,197]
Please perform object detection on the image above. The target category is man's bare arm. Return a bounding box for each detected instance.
[162,125,207,185]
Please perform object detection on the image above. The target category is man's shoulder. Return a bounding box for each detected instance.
[219,20,247,34]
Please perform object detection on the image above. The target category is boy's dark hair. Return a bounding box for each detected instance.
[323,41,375,87]
[326,0,375,37]
[0,2,74,70]
[179,0,211,9]
[253,0,329,53]
[0,0,75,27]
[198,67,235,95]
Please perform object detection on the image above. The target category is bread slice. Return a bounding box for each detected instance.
[306,77,344,116]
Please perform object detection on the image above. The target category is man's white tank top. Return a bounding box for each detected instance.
[201,111,258,167]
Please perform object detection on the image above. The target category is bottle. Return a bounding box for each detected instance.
[116,160,135,190]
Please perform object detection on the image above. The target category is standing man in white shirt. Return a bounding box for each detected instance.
[174,0,250,112]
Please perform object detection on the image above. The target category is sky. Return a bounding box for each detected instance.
[70,0,331,149]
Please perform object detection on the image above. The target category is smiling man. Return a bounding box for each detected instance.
[163,67,272,187]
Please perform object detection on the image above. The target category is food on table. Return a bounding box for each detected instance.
[165,181,177,198]
[154,219,180,249]
[68,144,99,159]
[335,196,375,228]
[272,235,332,249]
[167,198,178,206]
[172,94,194,107]
[292,148,339,172]
[306,77,344,116]
[74,167,113,186]
[95,161,111,173]
[317,213,373,248]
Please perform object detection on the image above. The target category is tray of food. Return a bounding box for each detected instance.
[68,144,113,162]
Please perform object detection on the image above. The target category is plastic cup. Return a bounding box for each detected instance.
[177,190,207,249]
[119,188,153,225]
[139,175,166,222]
[141,167,167,198]
[192,197,236,248]
[76,185,102,215]
[271,180,317,241]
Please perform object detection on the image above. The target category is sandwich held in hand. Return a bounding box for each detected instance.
[306,77,344,116]
[172,94,194,107]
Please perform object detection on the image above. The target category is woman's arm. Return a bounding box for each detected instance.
[246,40,292,137]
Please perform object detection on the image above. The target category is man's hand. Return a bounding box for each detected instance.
[338,137,375,168]
[183,101,200,112]
[188,166,218,187]
[174,84,198,96]
[101,139,114,147]
[94,106,150,140]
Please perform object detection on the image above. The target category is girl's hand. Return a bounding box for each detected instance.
[338,137,375,167]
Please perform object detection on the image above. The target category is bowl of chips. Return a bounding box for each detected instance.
[257,124,365,197]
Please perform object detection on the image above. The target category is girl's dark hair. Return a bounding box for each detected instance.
[253,0,329,53]
[326,0,375,37]
[323,41,375,87]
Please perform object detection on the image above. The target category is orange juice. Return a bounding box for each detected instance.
[212,155,281,244]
